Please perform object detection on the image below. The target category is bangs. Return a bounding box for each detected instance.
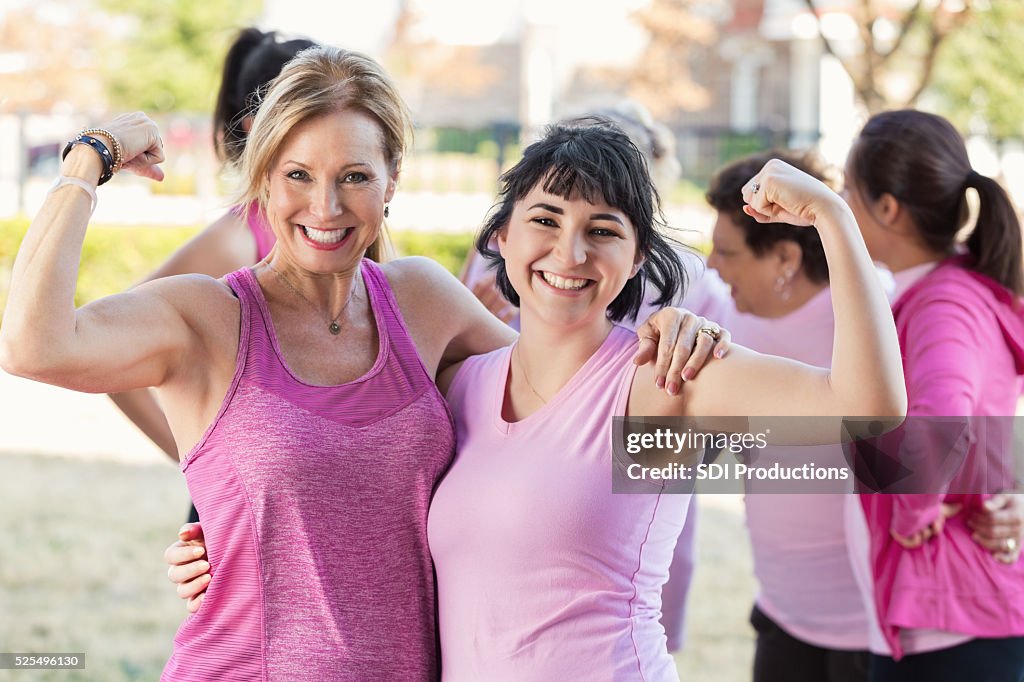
[508,131,650,227]
[541,162,605,206]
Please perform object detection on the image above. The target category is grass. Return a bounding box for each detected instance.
[0,453,189,681]
[0,452,755,681]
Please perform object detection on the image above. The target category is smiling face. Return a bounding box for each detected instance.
[497,181,642,331]
[265,108,397,274]
[707,212,787,315]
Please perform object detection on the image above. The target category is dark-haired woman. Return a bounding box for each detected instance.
[705,149,875,682]
[108,29,316,520]
[426,119,905,680]
[841,110,1024,681]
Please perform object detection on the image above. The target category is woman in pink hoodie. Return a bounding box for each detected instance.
[843,110,1024,680]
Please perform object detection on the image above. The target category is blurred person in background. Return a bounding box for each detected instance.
[704,143,1024,682]
[108,28,317,523]
[844,110,1024,681]
[705,149,872,682]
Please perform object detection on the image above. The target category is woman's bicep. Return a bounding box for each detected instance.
[681,346,834,417]
[40,279,206,393]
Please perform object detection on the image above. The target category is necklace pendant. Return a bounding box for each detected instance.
[329,322,341,335]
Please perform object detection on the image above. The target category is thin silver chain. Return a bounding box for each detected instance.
[265,262,357,336]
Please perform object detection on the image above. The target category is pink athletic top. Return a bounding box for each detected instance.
[162,260,454,681]
[428,325,689,681]
[233,202,276,261]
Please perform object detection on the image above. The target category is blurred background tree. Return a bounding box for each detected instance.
[928,0,1024,140]
[627,0,721,118]
[97,0,262,113]
[0,5,106,113]
[802,0,974,113]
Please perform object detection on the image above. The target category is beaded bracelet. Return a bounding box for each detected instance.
[61,134,114,185]
[80,127,124,173]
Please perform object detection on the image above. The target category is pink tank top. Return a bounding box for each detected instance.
[162,260,454,681]
[428,325,689,681]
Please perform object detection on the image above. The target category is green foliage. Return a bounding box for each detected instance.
[391,231,475,275]
[663,178,708,206]
[0,218,474,321]
[0,218,201,314]
[929,1,1024,139]
[97,0,262,113]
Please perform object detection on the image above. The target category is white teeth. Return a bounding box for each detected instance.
[301,226,350,244]
[541,272,589,290]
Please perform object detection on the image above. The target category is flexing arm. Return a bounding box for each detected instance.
[0,114,201,398]
[632,161,906,435]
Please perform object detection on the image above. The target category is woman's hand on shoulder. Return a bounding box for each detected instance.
[633,308,730,396]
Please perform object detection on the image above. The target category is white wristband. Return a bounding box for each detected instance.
[48,175,98,215]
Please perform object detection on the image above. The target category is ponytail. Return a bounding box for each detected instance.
[213,28,268,164]
[851,111,1024,298]
[965,171,1024,296]
[213,29,318,166]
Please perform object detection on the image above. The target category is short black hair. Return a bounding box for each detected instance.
[705,149,830,284]
[476,117,690,322]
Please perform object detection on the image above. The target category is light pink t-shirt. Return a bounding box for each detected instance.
[720,287,873,650]
[428,325,689,681]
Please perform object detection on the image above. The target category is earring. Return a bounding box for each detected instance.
[384,204,390,218]
[774,270,794,302]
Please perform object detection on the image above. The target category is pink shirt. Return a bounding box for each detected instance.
[163,262,454,680]
[429,326,688,681]
[719,287,875,650]
[852,258,1024,659]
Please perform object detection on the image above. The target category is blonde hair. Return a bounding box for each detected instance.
[239,46,412,262]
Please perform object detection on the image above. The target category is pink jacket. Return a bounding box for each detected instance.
[860,258,1024,659]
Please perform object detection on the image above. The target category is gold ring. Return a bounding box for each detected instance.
[697,326,721,342]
